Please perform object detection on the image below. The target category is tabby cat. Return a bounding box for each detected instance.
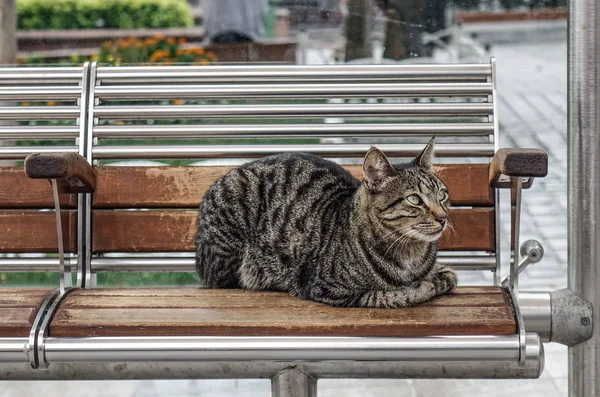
[195,138,457,308]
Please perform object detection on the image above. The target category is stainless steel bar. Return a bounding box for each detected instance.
[0,106,80,119]
[95,83,493,99]
[491,57,502,286]
[0,338,30,363]
[504,285,527,368]
[51,180,71,293]
[0,349,544,380]
[44,336,520,363]
[27,289,59,368]
[520,292,552,342]
[96,64,492,83]
[90,255,496,273]
[568,0,600,394]
[93,103,494,119]
[92,143,494,159]
[77,61,94,289]
[0,146,78,159]
[0,257,67,272]
[0,126,79,139]
[94,123,494,139]
[510,176,523,298]
[0,87,81,100]
[272,368,317,397]
[37,288,74,369]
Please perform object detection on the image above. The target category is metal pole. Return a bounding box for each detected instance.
[568,0,600,395]
[272,368,317,397]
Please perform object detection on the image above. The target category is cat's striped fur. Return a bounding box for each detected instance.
[195,138,457,308]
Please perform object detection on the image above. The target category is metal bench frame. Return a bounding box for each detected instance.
[0,61,592,396]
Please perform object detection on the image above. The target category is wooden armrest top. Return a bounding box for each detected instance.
[489,148,548,187]
[24,152,97,193]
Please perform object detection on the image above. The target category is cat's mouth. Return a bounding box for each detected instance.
[413,224,446,242]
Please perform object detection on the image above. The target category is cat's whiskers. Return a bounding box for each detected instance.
[393,229,420,258]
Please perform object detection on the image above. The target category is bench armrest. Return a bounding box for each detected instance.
[24,152,97,193]
[489,148,548,188]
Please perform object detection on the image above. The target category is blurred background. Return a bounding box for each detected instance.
[0,0,568,395]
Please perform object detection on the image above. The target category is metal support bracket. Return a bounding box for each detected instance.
[550,289,593,347]
[504,284,527,367]
[51,179,72,292]
[272,367,317,397]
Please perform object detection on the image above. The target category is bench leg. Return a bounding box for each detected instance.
[272,368,317,397]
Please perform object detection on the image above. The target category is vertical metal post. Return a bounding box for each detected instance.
[272,368,317,397]
[568,0,600,395]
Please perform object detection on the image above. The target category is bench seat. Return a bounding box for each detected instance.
[0,288,53,337]
[49,287,516,337]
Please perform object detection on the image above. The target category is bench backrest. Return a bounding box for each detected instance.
[0,62,499,281]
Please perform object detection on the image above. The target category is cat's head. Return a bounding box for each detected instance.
[362,137,450,243]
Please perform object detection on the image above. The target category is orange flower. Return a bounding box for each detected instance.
[167,37,176,45]
[173,99,184,105]
[154,34,165,40]
[47,101,56,106]
[177,38,187,44]
[21,102,30,107]
[176,49,185,56]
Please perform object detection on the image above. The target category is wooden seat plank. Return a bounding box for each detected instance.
[49,287,516,338]
[93,164,493,209]
[0,288,54,337]
[92,208,494,252]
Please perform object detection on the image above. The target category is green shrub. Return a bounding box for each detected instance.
[17,0,193,30]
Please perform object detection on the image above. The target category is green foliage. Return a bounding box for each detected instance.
[17,0,193,30]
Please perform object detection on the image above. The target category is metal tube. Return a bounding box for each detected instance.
[568,0,600,394]
[95,83,493,99]
[0,334,542,380]
[0,257,65,272]
[520,292,552,342]
[0,126,79,139]
[272,368,317,397]
[0,356,543,380]
[0,146,77,159]
[0,338,30,363]
[90,255,496,273]
[51,180,70,293]
[93,123,494,139]
[96,64,491,83]
[44,336,520,363]
[0,106,80,119]
[92,143,494,160]
[0,87,81,100]
[93,103,493,119]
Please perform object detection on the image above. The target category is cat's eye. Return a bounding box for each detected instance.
[406,194,422,205]
[437,190,448,202]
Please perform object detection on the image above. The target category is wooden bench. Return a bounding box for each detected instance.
[2,61,588,396]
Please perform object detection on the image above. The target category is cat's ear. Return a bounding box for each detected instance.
[414,137,435,170]
[363,147,396,191]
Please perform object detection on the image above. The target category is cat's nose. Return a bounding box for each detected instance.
[437,218,446,226]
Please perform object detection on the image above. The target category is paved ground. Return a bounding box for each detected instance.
[0,36,570,397]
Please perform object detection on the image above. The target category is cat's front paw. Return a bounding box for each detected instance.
[432,266,458,295]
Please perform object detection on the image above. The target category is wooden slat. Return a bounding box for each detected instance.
[59,287,508,309]
[0,288,53,337]
[93,164,493,209]
[0,211,77,253]
[0,167,76,209]
[49,287,516,337]
[92,208,494,253]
